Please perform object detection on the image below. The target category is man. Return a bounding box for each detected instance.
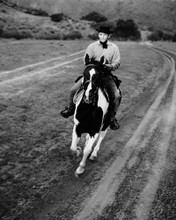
[60,24,121,130]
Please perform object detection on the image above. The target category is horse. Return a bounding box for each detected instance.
[70,54,113,176]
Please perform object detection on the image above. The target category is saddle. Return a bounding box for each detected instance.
[75,74,122,88]
[73,74,122,104]
[73,83,110,104]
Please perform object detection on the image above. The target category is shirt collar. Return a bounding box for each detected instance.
[98,40,112,46]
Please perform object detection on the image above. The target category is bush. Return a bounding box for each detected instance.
[88,33,97,40]
[0,26,3,37]
[2,29,33,40]
[63,31,82,40]
[147,30,174,41]
[25,8,48,16]
[35,28,64,40]
[162,33,173,41]
[147,31,161,41]
[50,13,67,22]
[91,21,114,33]
[113,19,141,41]
[81,11,107,23]
[172,33,176,42]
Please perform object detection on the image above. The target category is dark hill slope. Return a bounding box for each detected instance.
[3,0,176,31]
[0,2,93,39]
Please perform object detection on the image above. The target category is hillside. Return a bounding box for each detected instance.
[0,2,94,40]
[3,0,176,32]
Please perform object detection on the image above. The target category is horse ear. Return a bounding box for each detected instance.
[84,54,90,66]
[100,56,105,65]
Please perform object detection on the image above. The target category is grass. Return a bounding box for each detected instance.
[0,39,166,219]
[0,3,93,40]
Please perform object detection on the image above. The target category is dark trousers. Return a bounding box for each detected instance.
[102,75,121,119]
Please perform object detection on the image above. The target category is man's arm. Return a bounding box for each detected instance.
[105,46,120,71]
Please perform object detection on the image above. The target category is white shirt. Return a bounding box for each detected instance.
[84,40,120,71]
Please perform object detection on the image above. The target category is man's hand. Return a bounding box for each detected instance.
[104,64,113,71]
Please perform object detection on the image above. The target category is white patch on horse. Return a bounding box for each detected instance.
[74,91,83,125]
[98,89,109,116]
[85,68,95,98]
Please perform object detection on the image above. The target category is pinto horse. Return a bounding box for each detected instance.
[70,55,112,176]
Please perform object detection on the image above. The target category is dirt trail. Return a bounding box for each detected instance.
[0,50,84,97]
[1,42,176,220]
[30,45,176,220]
[0,50,84,77]
[72,46,176,220]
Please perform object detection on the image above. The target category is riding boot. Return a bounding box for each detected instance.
[109,112,120,130]
[60,103,75,118]
[60,93,76,118]
[60,78,82,118]
[109,101,120,130]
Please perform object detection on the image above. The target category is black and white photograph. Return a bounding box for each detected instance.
[0,0,176,219]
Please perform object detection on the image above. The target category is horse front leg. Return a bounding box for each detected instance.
[89,129,108,160]
[75,133,99,176]
[70,125,81,157]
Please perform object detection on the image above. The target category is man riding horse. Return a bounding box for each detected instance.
[61,24,121,130]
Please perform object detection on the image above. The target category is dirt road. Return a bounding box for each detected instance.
[72,46,176,220]
[1,41,176,220]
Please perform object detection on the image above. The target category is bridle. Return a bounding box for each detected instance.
[83,79,97,91]
[82,65,101,104]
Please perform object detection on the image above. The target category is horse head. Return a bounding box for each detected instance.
[82,54,105,104]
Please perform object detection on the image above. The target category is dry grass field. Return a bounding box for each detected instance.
[0,39,176,219]
[0,3,93,40]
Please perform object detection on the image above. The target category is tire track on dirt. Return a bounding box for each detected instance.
[134,47,176,220]
[0,50,84,96]
[0,50,84,78]
[72,47,176,220]
[32,45,175,220]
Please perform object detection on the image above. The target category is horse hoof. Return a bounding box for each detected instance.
[71,147,82,157]
[75,167,84,177]
[75,171,80,178]
[76,147,82,157]
[89,155,97,161]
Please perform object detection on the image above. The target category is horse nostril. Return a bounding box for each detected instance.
[83,96,89,104]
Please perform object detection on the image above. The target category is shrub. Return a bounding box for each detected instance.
[2,30,32,39]
[0,9,7,13]
[162,33,173,41]
[0,25,3,37]
[147,32,161,41]
[26,8,48,16]
[50,13,67,22]
[63,31,82,40]
[91,21,114,33]
[113,19,141,41]
[88,33,97,40]
[148,26,154,32]
[147,30,174,41]
[34,28,64,40]
[81,11,107,23]
[172,33,176,42]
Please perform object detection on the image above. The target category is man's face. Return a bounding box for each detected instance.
[98,32,110,42]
